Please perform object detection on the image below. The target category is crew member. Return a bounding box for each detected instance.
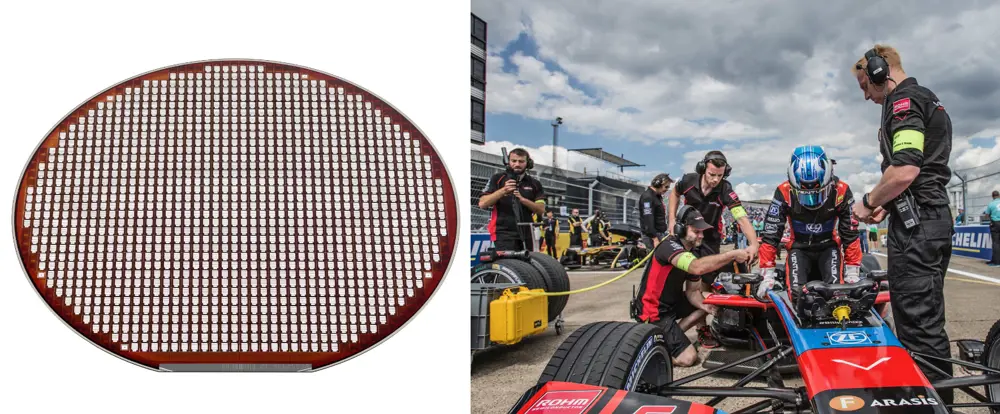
[599,211,612,243]
[532,213,544,252]
[588,209,610,247]
[869,223,880,252]
[478,148,547,251]
[851,44,955,405]
[668,151,758,290]
[985,191,1000,266]
[639,173,673,249]
[542,210,559,258]
[633,206,752,366]
[756,146,863,305]
[567,209,584,248]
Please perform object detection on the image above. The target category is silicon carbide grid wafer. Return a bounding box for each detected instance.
[13,60,458,372]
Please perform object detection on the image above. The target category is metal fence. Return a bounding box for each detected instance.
[950,157,1000,224]
[471,150,646,232]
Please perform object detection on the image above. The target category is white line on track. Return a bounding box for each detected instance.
[870,252,1000,285]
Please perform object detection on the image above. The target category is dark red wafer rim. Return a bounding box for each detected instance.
[13,59,459,371]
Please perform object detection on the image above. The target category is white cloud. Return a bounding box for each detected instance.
[473,0,1000,198]
[734,182,771,202]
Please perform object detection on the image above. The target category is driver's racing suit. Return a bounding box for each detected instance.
[757,177,863,302]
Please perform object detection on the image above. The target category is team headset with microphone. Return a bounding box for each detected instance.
[502,147,534,181]
[858,47,894,89]
[673,204,694,238]
[695,153,732,178]
[504,154,535,181]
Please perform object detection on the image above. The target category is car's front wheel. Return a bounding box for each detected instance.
[537,321,673,393]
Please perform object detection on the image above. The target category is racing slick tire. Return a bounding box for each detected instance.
[981,318,1000,412]
[528,252,570,322]
[470,258,548,296]
[538,321,673,392]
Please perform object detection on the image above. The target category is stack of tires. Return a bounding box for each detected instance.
[470,252,571,322]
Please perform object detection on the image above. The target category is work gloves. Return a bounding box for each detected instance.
[756,267,778,300]
[844,265,861,284]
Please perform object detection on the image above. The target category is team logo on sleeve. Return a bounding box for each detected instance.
[892,97,911,114]
[643,202,652,215]
[768,199,781,216]
[729,191,739,201]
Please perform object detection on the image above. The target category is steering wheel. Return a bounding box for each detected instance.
[797,278,880,328]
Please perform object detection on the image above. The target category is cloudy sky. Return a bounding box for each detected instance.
[471,0,1000,202]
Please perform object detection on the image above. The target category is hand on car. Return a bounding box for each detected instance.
[702,304,718,316]
[756,277,777,300]
[730,249,751,263]
[844,265,861,284]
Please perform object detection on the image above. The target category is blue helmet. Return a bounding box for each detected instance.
[787,145,833,209]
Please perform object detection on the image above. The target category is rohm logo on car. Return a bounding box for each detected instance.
[526,390,602,413]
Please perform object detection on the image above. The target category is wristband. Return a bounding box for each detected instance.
[862,193,874,209]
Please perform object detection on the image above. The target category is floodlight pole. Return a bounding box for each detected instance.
[552,117,563,169]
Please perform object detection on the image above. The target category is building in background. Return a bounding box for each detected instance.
[471,13,487,146]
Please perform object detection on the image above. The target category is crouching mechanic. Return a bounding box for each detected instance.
[756,146,863,304]
[633,205,753,366]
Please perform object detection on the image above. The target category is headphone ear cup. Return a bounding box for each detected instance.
[867,56,889,85]
[673,205,689,237]
[695,161,706,175]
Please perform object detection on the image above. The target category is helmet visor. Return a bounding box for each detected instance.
[793,187,828,209]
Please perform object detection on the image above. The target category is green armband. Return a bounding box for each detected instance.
[730,206,747,221]
[675,252,697,272]
[893,130,924,153]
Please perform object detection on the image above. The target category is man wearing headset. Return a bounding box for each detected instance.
[668,151,759,291]
[639,173,673,250]
[852,44,956,406]
[633,205,753,364]
[755,146,864,306]
[478,148,547,251]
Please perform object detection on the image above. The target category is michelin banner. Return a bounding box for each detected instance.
[952,225,993,261]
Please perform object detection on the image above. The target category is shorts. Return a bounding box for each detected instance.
[869,232,878,242]
[650,300,696,358]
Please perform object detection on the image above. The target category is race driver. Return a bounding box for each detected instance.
[633,205,753,366]
[756,146,863,305]
[668,151,759,291]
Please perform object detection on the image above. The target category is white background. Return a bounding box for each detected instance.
[0,1,471,413]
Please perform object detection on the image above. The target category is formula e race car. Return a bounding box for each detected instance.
[508,271,1000,413]
[702,253,890,375]
[559,224,649,270]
